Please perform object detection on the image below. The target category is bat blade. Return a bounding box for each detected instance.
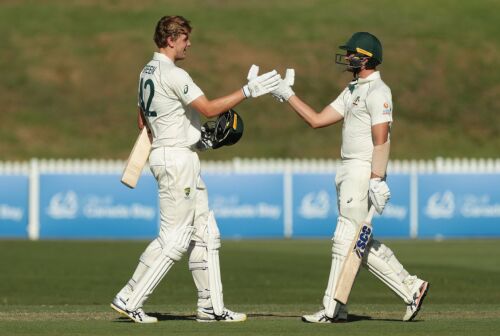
[334,206,376,305]
[121,127,152,188]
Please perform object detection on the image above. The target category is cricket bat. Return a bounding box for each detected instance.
[334,206,376,305]
[121,127,152,188]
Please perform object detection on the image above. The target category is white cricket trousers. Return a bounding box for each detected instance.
[323,159,417,313]
[120,147,215,311]
[150,147,200,244]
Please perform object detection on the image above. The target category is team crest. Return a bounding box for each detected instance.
[352,96,360,106]
[184,187,191,198]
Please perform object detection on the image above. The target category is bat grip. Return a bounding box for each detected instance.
[366,206,376,223]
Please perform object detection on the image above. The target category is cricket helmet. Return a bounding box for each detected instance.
[201,109,244,150]
[336,32,383,71]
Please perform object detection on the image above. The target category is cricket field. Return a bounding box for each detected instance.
[0,239,498,335]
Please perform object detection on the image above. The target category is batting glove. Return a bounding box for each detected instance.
[242,65,281,98]
[369,178,391,214]
[271,68,295,102]
[193,124,214,151]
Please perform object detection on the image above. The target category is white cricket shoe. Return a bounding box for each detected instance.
[403,277,430,321]
[110,297,158,323]
[196,307,247,322]
[301,305,348,323]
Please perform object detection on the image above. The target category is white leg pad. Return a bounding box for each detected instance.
[206,211,224,316]
[188,240,211,308]
[116,239,162,301]
[125,226,194,310]
[324,216,356,318]
[362,239,413,303]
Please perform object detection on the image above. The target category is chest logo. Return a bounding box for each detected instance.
[184,187,191,198]
[352,96,360,106]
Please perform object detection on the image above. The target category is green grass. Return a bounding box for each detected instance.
[0,0,499,160]
[0,239,499,335]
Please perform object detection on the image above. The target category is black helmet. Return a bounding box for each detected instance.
[212,109,244,149]
[197,109,244,151]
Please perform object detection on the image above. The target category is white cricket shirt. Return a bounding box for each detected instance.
[138,52,204,148]
[330,71,393,162]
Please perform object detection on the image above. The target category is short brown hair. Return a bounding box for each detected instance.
[154,16,192,48]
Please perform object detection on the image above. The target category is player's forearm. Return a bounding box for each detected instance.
[288,95,323,128]
[288,96,344,129]
[193,90,246,118]
[371,123,391,178]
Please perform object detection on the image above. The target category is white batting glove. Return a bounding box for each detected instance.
[242,64,281,98]
[272,68,295,102]
[369,178,391,214]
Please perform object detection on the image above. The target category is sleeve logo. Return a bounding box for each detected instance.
[183,85,189,94]
[383,102,392,115]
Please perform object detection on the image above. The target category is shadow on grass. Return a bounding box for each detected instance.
[249,313,406,323]
[150,312,196,321]
[345,314,402,323]
[113,312,411,323]
[112,312,196,323]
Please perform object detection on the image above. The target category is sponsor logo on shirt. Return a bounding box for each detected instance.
[183,85,189,94]
[383,102,392,115]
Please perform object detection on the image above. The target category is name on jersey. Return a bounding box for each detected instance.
[142,65,157,75]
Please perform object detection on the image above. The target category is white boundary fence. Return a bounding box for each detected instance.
[1,158,500,240]
[2,157,499,175]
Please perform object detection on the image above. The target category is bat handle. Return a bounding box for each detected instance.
[366,206,376,223]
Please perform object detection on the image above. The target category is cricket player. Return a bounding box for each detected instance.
[110,15,280,323]
[272,32,429,323]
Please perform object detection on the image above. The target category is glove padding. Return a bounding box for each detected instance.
[369,178,391,214]
[242,65,281,98]
[272,68,295,102]
[193,124,214,151]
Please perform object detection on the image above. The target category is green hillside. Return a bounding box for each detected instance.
[1,0,498,160]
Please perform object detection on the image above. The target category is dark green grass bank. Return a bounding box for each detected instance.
[0,239,499,335]
[1,0,499,160]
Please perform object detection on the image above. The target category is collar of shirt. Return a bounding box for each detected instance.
[348,80,357,93]
[357,71,381,85]
[153,52,174,64]
[348,71,380,93]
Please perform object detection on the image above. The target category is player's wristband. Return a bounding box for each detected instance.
[242,85,251,98]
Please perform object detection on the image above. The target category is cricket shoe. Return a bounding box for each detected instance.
[110,297,158,323]
[403,277,430,321]
[196,307,247,322]
[301,305,348,323]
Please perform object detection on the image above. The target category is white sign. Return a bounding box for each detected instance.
[425,191,500,219]
[46,191,155,220]
[211,195,281,219]
[298,191,331,219]
[425,191,455,219]
[0,204,24,221]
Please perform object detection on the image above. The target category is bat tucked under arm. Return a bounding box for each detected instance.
[121,109,152,188]
[121,127,152,188]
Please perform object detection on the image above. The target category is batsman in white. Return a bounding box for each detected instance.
[272,32,429,323]
[110,15,280,323]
